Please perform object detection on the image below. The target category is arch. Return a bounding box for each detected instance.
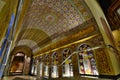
[43,54,50,78]
[51,52,59,78]
[39,56,44,77]
[62,48,73,77]
[17,39,39,49]
[17,39,40,53]
[9,52,25,74]
[8,45,33,75]
[16,28,52,54]
[10,45,32,57]
[77,43,98,75]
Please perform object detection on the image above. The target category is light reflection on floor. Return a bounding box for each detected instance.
[2,75,119,80]
[2,75,36,80]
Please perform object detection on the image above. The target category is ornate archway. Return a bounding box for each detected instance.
[8,45,32,75]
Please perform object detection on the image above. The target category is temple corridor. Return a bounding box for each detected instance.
[0,0,120,80]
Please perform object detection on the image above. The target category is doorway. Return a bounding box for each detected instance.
[9,53,25,75]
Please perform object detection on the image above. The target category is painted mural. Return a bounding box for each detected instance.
[77,43,98,75]
[62,49,73,77]
[51,52,59,78]
[44,54,50,78]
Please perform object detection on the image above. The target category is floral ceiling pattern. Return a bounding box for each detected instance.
[16,0,94,53]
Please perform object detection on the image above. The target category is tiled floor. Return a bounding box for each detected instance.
[2,75,120,80]
[2,75,36,80]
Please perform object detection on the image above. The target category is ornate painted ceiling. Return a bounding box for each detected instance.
[16,0,94,53]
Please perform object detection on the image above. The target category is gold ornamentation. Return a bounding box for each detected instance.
[95,48,114,74]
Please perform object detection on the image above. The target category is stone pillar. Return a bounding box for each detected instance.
[72,52,79,76]
[37,61,40,79]
[58,49,63,78]
[48,54,52,79]
[70,44,79,77]
[4,55,12,76]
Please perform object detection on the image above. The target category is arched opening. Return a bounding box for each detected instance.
[8,46,32,75]
[43,54,50,78]
[62,49,73,77]
[32,58,38,76]
[39,56,44,77]
[51,52,59,78]
[77,43,98,75]
[10,53,25,74]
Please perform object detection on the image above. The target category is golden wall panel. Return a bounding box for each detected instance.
[36,34,114,75]
[95,48,114,75]
[112,30,120,54]
[86,35,114,75]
